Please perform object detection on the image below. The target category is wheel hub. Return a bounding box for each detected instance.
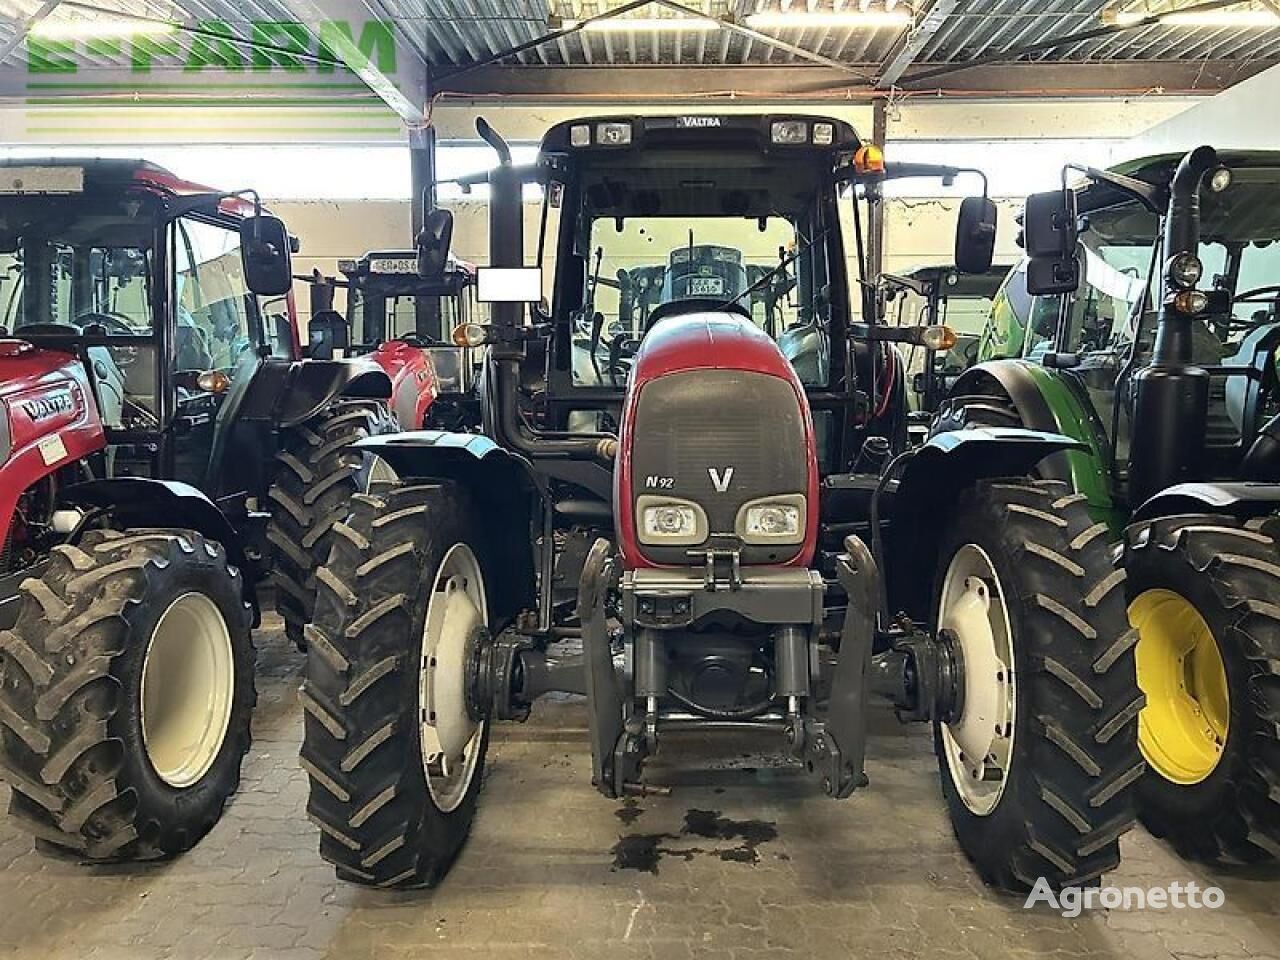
[418,543,488,813]
[140,592,235,789]
[938,545,1016,817]
[1129,588,1229,785]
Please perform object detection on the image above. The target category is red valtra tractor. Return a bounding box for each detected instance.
[0,158,419,861]
[300,116,1144,893]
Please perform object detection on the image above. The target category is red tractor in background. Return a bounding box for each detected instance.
[306,240,482,432]
[0,158,425,862]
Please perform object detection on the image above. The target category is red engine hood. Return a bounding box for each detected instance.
[0,339,105,538]
[629,311,806,386]
[616,312,820,570]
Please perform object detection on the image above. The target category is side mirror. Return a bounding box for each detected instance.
[417,207,454,278]
[955,195,997,275]
[240,215,293,296]
[1023,189,1080,296]
[307,309,349,360]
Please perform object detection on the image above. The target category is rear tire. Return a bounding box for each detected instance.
[300,483,491,888]
[0,529,255,860]
[268,399,398,649]
[933,479,1143,892]
[1124,515,1280,864]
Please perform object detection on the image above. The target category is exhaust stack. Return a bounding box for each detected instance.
[1128,145,1223,507]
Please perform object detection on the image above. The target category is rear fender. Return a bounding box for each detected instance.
[884,428,1086,622]
[355,432,540,623]
[1131,482,1280,523]
[235,358,393,428]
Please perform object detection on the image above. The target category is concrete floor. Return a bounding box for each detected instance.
[0,612,1277,960]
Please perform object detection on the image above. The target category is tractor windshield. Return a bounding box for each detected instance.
[1033,163,1280,365]
[0,200,155,335]
[544,131,848,393]
[347,275,469,347]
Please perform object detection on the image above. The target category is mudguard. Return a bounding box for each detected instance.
[353,432,540,622]
[58,478,243,565]
[235,357,393,428]
[884,427,1087,622]
[946,359,1118,523]
[1132,481,1280,523]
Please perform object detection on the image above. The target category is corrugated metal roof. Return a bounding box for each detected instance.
[1,0,1277,73]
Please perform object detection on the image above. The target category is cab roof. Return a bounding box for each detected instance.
[0,156,253,217]
[540,114,861,155]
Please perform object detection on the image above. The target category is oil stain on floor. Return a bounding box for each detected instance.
[610,808,779,873]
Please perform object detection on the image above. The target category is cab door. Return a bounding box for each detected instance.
[167,214,265,491]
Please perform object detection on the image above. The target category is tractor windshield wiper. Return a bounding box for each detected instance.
[713,228,828,315]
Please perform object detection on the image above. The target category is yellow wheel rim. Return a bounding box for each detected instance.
[1129,589,1230,785]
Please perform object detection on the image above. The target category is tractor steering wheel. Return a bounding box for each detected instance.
[78,311,144,368]
[77,311,139,335]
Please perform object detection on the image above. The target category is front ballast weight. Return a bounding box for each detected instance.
[480,534,968,802]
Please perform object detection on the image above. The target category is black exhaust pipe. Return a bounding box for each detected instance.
[1128,145,1220,507]
[478,118,614,462]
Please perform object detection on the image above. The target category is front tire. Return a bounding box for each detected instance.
[300,483,491,888]
[268,399,398,648]
[933,480,1144,892]
[1124,515,1280,864]
[0,529,255,860]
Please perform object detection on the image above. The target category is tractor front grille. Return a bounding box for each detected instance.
[628,368,808,565]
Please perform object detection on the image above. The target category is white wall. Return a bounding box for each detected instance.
[1125,63,1280,158]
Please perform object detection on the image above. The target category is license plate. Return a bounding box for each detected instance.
[687,277,723,296]
[367,257,417,275]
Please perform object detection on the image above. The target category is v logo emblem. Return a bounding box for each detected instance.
[708,467,734,492]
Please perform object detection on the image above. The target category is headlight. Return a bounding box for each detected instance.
[596,122,633,146]
[770,120,808,145]
[1167,252,1202,289]
[637,496,707,546]
[736,495,807,544]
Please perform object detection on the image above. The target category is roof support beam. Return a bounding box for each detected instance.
[436,60,1269,100]
[877,0,958,89]
[265,0,429,129]
[0,0,63,66]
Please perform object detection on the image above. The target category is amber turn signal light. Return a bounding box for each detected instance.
[196,370,231,394]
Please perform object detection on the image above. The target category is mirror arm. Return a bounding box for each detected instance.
[1062,163,1163,215]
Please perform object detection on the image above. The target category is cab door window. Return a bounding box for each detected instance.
[172,217,261,374]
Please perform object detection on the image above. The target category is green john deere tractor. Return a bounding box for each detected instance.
[936,146,1280,866]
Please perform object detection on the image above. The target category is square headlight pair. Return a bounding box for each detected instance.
[570,122,633,147]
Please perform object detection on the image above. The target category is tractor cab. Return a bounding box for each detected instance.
[307,249,480,430]
[880,262,1010,417]
[975,151,1280,511]
[0,159,306,495]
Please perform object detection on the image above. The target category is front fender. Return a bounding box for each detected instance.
[948,360,1118,522]
[275,359,392,427]
[884,428,1086,622]
[353,432,540,623]
[59,478,243,559]
[1132,481,1280,523]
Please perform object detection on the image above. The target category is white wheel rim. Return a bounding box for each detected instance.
[418,542,487,813]
[938,544,1017,817]
[140,592,235,789]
